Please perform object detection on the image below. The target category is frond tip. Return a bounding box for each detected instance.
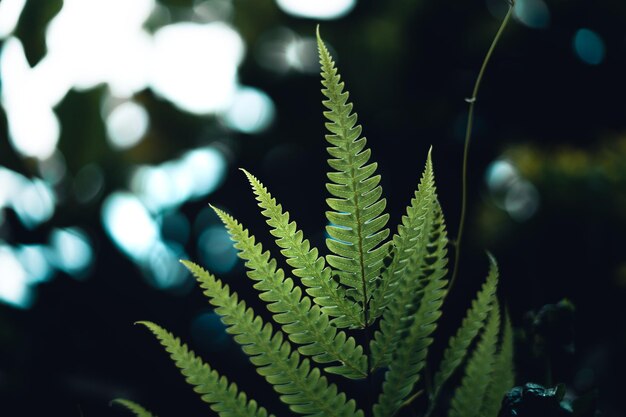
[112,399,157,417]
[370,152,443,371]
[480,310,515,417]
[240,168,363,328]
[317,29,390,319]
[448,302,501,417]
[433,254,499,399]
[370,147,437,319]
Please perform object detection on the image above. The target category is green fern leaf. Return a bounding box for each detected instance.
[241,169,363,329]
[317,29,390,320]
[137,321,274,417]
[181,260,364,417]
[448,301,501,417]
[112,399,157,417]
[432,255,499,400]
[211,206,367,379]
[372,201,449,417]
[370,149,437,320]
[370,197,447,371]
[480,310,515,417]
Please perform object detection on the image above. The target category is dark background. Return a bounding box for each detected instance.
[1,0,625,416]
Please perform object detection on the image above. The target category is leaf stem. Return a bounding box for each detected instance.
[448,4,514,295]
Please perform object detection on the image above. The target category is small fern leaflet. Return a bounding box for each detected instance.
[370,149,437,320]
[448,301,501,417]
[431,255,499,401]
[317,29,390,322]
[372,201,449,417]
[370,156,441,370]
[480,310,515,417]
[137,321,274,417]
[181,260,364,417]
[242,169,363,328]
[212,206,367,379]
[112,399,157,417]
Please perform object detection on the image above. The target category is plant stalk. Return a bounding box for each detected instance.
[448,3,515,295]
[425,5,515,416]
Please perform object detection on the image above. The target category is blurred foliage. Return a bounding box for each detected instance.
[509,139,626,211]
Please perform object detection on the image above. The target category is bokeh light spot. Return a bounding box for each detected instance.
[131,147,227,213]
[1,38,60,160]
[105,101,150,150]
[0,0,27,38]
[45,0,154,96]
[101,192,159,260]
[504,180,540,221]
[486,160,519,192]
[73,164,105,204]
[513,0,550,29]
[37,151,68,185]
[49,228,94,278]
[275,0,356,20]
[150,22,244,114]
[0,246,32,308]
[222,87,275,134]
[284,37,319,73]
[255,27,297,74]
[0,167,25,208]
[181,148,228,198]
[142,241,189,290]
[573,28,605,66]
[17,245,53,284]
[193,0,234,22]
[12,179,56,229]
[486,158,540,221]
[198,225,238,274]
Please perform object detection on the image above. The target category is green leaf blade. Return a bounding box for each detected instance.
[210,206,367,379]
[432,255,500,399]
[137,321,273,417]
[370,150,437,320]
[181,260,364,417]
[370,193,446,371]
[112,399,157,417]
[448,302,502,417]
[372,201,449,417]
[241,169,363,328]
[480,310,515,417]
[317,30,390,318]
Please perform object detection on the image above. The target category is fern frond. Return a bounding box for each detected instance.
[480,310,515,417]
[370,199,447,370]
[372,203,448,417]
[112,399,157,417]
[370,149,437,320]
[448,302,501,417]
[431,255,499,400]
[211,206,367,379]
[137,321,273,417]
[181,260,364,417]
[241,169,363,329]
[317,29,390,320]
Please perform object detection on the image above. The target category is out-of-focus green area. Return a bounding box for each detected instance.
[0,0,625,416]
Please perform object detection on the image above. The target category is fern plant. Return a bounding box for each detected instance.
[116,20,516,417]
